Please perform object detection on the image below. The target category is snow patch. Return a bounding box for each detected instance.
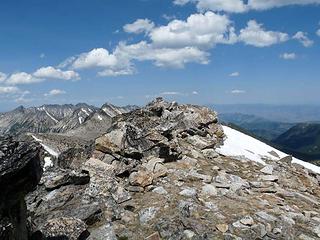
[216,126,285,165]
[102,105,123,117]
[44,110,59,123]
[217,126,320,174]
[44,156,53,170]
[102,107,115,117]
[39,106,58,123]
[41,144,59,157]
[32,135,43,142]
[79,116,84,124]
[32,135,59,157]
[81,108,90,116]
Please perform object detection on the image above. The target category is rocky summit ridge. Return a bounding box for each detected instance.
[1,98,320,239]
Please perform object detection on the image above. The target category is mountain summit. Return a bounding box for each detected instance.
[1,98,320,239]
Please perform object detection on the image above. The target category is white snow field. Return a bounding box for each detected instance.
[31,135,59,157]
[31,135,58,170]
[217,125,320,174]
[43,156,54,169]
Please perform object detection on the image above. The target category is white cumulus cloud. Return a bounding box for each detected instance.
[6,72,43,85]
[231,89,246,94]
[229,71,240,77]
[160,91,183,95]
[15,90,31,103]
[98,68,135,77]
[115,41,209,68]
[61,12,292,78]
[44,89,66,97]
[72,48,119,69]
[149,11,237,49]
[34,66,80,80]
[196,0,247,13]
[0,86,20,94]
[173,0,192,5]
[280,52,296,60]
[293,31,314,47]
[317,29,320,37]
[247,0,320,10]
[123,19,155,34]
[70,47,132,76]
[0,72,7,82]
[173,0,320,12]
[66,40,209,76]
[239,20,289,47]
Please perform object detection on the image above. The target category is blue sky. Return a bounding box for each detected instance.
[0,0,319,110]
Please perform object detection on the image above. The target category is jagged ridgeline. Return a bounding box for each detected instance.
[1,98,320,239]
[0,103,138,136]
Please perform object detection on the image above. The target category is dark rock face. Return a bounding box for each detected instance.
[0,136,43,240]
[57,145,94,169]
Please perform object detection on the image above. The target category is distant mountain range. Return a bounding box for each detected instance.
[212,104,320,123]
[0,103,138,136]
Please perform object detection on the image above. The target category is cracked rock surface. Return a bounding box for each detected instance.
[0,136,42,240]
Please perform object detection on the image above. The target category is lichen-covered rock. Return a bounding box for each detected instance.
[33,217,89,240]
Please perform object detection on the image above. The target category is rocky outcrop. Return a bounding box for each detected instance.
[95,97,223,162]
[0,136,43,240]
[26,98,320,239]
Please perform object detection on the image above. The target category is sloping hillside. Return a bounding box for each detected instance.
[273,123,320,161]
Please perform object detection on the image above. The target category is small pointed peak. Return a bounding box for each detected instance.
[13,105,25,112]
